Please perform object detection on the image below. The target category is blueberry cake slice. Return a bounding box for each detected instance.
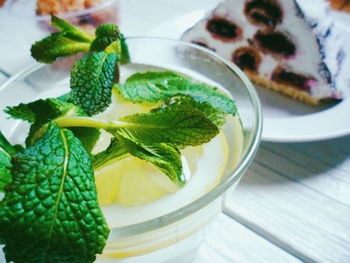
[182,0,348,104]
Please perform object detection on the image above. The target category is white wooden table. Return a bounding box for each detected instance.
[1,0,350,262]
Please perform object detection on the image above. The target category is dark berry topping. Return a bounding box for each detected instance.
[272,67,316,91]
[232,47,262,72]
[245,0,283,27]
[206,17,242,42]
[254,30,296,57]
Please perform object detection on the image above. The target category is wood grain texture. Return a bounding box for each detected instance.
[224,136,350,263]
[194,213,301,263]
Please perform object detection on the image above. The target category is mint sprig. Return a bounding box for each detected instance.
[55,102,219,147]
[90,24,121,52]
[5,98,100,152]
[54,101,219,187]
[70,52,119,116]
[0,123,109,263]
[31,16,93,63]
[115,71,237,115]
[1,16,239,262]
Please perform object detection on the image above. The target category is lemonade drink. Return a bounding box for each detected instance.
[0,33,261,262]
[88,64,244,262]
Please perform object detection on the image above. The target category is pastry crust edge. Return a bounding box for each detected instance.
[245,71,320,105]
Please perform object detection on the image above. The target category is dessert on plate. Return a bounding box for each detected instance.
[182,0,349,104]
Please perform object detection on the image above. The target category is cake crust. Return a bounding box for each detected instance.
[246,71,320,104]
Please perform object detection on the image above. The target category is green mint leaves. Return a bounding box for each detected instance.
[31,16,128,66]
[0,132,16,192]
[5,98,100,152]
[118,137,184,186]
[0,16,239,262]
[90,24,121,52]
[54,100,219,188]
[92,138,128,170]
[0,123,109,263]
[30,31,91,63]
[31,16,93,63]
[115,71,237,115]
[51,15,93,43]
[31,17,126,116]
[56,102,219,187]
[5,98,85,124]
[93,137,184,187]
[70,52,119,116]
[115,103,219,146]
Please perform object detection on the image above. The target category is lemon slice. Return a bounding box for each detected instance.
[95,156,181,206]
[93,89,238,209]
[94,130,228,208]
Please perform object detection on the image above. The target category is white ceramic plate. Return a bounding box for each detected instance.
[147,11,350,142]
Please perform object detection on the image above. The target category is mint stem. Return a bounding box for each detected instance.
[55,116,158,130]
[55,117,115,129]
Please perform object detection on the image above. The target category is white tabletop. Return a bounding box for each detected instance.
[1,0,350,262]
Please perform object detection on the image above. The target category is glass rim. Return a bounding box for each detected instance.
[4,0,118,21]
[0,37,263,238]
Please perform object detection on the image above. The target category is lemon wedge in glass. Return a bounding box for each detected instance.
[93,89,236,209]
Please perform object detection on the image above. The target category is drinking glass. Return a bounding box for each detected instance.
[0,38,262,263]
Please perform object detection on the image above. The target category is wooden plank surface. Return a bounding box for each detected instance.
[224,137,350,263]
[195,213,301,263]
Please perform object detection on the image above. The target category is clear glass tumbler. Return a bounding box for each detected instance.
[0,38,262,263]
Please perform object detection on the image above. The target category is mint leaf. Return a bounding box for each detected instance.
[118,135,184,186]
[90,24,121,52]
[158,96,227,127]
[93,137,184,186]
[31,16,93,63]
[55,103,219,146]
[0,132,16,192]
[92,138,128,170]
[113,103,219,146]
[4,103,35,122]
[31,31,91,64]
[0,123,109,263]
[70,52,119,116]
[115,71,237,115]
[5,98,100,151]
[5,98,85,124]
[69,127,101,153]
[51,15,92,43]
